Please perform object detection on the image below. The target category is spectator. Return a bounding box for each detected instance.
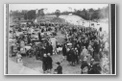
[55,62,63,74]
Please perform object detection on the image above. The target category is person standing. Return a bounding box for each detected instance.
[62,44,67,60]
[70,48,75,66]
[48,43,53,55]
[38,32,42,42]
[80,46,87,62]
[66,48,72,64]
[47,53,53,73]
[16,51,22,63]
[50,37,57,55]
[74,48,79,64]
[42,54,48,73]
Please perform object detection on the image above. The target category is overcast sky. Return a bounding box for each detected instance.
[9,4,108,13]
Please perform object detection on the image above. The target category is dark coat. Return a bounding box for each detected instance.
[47,56,53,69]
[56,65,62,74]
[70,50,75,63]
[67,49,72,62]
[27,36,31,44]
[88,64,101,74]
[62,46,67,56]
[49,45,53,55]
[42,57,48,71]
[81,61,89,69]
[47,45,53,55]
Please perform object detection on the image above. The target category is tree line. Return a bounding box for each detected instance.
[73,6,109,21]
[10,6,109,21]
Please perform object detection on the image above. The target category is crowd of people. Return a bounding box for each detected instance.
[9,20,109,74]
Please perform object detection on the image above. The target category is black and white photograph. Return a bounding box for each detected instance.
[4,4,116,75]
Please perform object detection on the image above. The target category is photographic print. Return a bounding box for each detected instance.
[4,4,116,75]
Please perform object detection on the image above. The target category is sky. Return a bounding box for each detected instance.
[9,4,108,13]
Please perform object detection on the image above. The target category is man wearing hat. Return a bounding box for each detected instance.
[55,62,62,74]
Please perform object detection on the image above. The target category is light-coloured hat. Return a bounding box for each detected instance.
[91,58,94,61]
[47,53,50,56]
[67,43,72,45]
[43,54,47,57]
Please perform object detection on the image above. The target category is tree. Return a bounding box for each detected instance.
[73,9,89,20]
[39,9,45,17]
[82,9,89,20]
[24,13,28,20]
[55,9,60,18]
[88,8,95,20]
[92,9,100,20]
[25,10,36,20]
